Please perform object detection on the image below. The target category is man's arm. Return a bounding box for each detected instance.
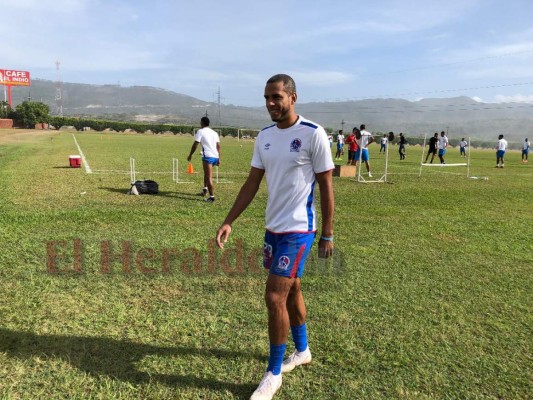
[216,167,265,248]
[315,169,334,258]
[187,141,199,161]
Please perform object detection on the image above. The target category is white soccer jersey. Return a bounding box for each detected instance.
[358,130,373,148]
[498,138,508,151]
[438,136,448,149]
[523,140,530,150]
[337,134,344,144]
[251,116,334,233]
[194,127,220,158]
[381,137,388,145]
[460,140,468,147]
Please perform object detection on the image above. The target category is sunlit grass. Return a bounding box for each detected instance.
[0,130,531,399]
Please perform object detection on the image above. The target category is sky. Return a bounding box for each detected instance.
[2,0,533,107]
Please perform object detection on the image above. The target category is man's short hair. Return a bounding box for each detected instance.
[201,116,210,126]
[360,124,366,130]
[266,74,296,94]
[499,134,504,139]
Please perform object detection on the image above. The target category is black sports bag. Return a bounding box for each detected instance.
[132,180,159,194]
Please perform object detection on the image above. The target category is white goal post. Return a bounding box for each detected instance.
[418,135,471,177]
[357,135,390,183]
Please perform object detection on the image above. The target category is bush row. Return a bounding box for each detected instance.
[47,116,262,138]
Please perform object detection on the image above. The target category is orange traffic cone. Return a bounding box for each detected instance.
[187,162,195,174]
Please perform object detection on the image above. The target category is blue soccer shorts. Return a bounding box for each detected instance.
[438,149,446,157]
[202,157,219,166]
[496,150,505,158]
[355,148,369,162]
[263,231,316,278]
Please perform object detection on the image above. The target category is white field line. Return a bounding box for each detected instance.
[72,134,92,174]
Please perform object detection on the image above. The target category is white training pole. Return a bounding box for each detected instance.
[419,133,427,177]
[384,136,390,182]
[357,139,363,182]
[467,137,471,178]
[130,158,136,183]
[216,165,219,184]
[172,158,177,182]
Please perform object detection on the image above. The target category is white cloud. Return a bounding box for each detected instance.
[293,71,354,87]
[494,94,533,103]
[471,96,484,102]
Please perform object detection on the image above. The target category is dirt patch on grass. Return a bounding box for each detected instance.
[0,129,58,144]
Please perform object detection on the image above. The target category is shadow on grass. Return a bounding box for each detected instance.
[100,187,206,201]
[0,327,259,398]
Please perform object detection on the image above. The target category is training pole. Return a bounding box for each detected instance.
[384,137,390,182]
[419,133,427,177]
[130,158,136,183]
[467,137,471,178]
[172,158,192,183]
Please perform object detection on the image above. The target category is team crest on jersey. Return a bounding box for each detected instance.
[277,255,291,271]
[264,143,271,150]
[290,139,302,152]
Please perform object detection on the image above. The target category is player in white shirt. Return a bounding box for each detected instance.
[438,131,449,164]
[187,116,220,202]
[216,74,334,400]
[380,134,388,153]
[459,138,468,158]
[496,134,508,168]
[355,124,374,177]
[522,138,530,163]
[335,130,344,160]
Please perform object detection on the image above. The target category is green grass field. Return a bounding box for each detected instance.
[0,129,531,399]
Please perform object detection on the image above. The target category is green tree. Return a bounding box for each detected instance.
[14,101,50,128]
[0,101,13,119]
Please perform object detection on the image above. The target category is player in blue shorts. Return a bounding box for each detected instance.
[522,138,530,163]
[438,131,448,164]
[356,124,374,177]
[187,116,220,202]
[216,74,334,400]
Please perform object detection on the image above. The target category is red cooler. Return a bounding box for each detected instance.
[69,155,82,168]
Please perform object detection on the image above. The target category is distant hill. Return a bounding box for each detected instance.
[10,79,533,141]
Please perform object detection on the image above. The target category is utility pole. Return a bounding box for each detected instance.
[55,61,63,116]
[341,119,345,132]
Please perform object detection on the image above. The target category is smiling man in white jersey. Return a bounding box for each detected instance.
[216,74,334,400]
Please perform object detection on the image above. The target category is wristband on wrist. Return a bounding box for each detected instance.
[320,235,333,241]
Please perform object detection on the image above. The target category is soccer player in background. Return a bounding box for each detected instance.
[356,124,374,177]
[459,137,468,157]
[187,116,220,202]
[522,138,530,163]
[334,129,344,160]
[345,127,359,165]
[496,134,508,168]
[398,132,407,160]
[438,131,449,164]
[216,74,335,400]
[425,132,439,163]
[380,133,388,153]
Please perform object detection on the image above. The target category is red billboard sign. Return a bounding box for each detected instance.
[0,69,31,86]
